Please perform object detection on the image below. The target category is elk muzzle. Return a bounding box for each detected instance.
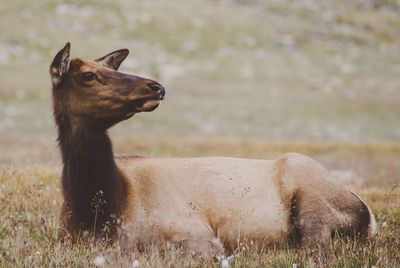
[131,81,166,112]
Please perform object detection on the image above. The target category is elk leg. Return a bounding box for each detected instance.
[290,192,332,246]
[294,211,332,246]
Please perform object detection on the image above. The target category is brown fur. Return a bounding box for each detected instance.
[50,43,376,254]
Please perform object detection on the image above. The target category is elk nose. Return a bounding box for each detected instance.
[148,83,166,99]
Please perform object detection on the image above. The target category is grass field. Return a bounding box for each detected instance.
[1,149,399,267]
[1,0,400,266]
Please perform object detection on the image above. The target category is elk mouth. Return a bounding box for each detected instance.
[127,83,165,113]
[129,96,164,112]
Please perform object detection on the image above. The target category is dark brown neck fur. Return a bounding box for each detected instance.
[54,102,129,239]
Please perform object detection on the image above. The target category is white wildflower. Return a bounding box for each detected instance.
[221,259,229,268]
[382,222,387,228]
[132,260,140,267]
[217,255,233,268]
[94,255,105,266]
[293,264,297,268]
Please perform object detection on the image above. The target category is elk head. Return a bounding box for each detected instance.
[50,42,165,131]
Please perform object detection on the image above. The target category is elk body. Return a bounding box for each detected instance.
[50,43,376,255]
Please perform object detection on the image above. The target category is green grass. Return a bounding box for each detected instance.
[1,0,400,266]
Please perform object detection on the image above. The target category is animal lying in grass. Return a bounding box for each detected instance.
[50,43,376,255]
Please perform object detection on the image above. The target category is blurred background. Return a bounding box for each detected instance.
[0,0,399,187]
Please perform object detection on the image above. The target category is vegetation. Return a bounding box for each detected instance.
[0,0,399,266]
[0,155,399,267]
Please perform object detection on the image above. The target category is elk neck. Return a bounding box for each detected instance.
[55,110,129,235]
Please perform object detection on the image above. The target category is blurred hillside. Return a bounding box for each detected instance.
[0,0,400,149]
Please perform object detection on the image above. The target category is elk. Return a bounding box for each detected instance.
[50,43,376,255]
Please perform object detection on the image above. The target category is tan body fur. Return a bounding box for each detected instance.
[50,44,376,255]
[114,153,375,254]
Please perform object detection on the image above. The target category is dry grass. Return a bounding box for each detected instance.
[0,141,399,267]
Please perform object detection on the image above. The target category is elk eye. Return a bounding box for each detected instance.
[82,72,97,81]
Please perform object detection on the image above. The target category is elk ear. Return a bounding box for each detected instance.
[95,49,129,70]
[50,42,71,86]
